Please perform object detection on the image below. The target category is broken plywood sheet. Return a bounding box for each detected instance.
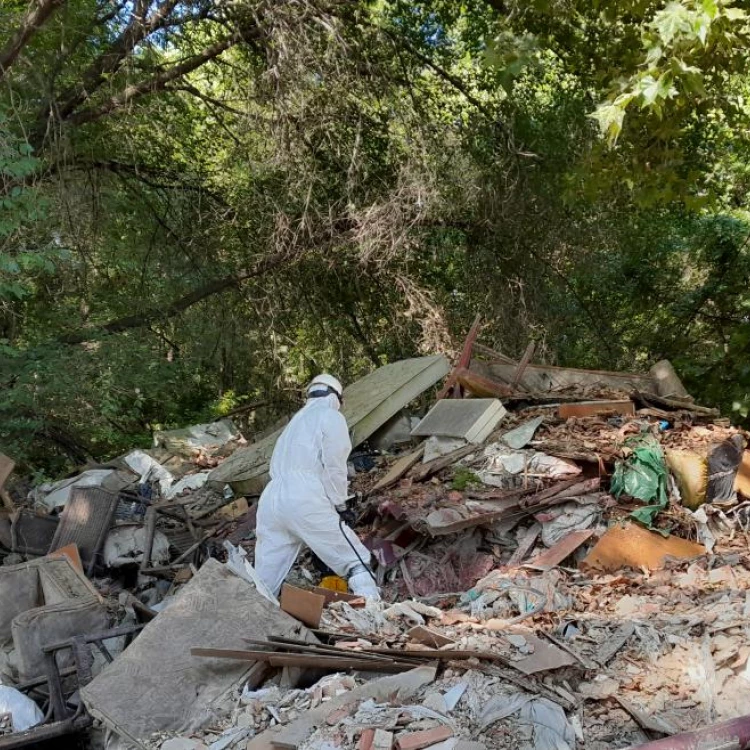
[209,356,450,494]
[80,559,311,748]
[412,399,506,445]
[581,523,706,573]
[487,362,654,394]
[525,529,595,572]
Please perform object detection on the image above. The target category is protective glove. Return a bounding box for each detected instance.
[337,506,357,527]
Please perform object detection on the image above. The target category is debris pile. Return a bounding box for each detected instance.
[2,338,750,750]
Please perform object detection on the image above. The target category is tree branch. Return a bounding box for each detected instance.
[51,0,181,122]
[68,33,240,125]
[0,0,66,80]
[56,249,291,345]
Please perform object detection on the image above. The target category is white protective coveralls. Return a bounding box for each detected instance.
[254,392,378,598]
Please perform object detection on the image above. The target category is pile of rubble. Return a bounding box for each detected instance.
[2,337,750,750]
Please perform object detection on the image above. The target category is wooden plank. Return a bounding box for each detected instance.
[422,499,522,537]
[190,648,413,672]
[506,523,541,568]
[524,529,595,572]
[410,444,476,482]
[511,342,536,389]
[472,344,518,366]
[558,400,635,419]
[371,447,424,494]
[280,584,325,628]
[636,391,719,416]
[140,506,157,572]
[437,315,481,400]
[254,637,404,663]
[519,477,600,509]
[488,361,654,394]
[455,368,514,399]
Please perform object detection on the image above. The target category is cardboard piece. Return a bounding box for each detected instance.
[280,584,325,628]
[80,559,312,748]
[412,399,507,445]
[581,523,706,573]
[735,450,750,498]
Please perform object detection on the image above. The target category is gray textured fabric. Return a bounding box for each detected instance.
[81,559,312,749]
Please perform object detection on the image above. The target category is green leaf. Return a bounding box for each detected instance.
[724,7,747,21]
[701,0,718,18]
[652,2,692,45]
[590,100,627,144]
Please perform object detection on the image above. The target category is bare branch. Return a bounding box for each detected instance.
[0,0,66,80]
[52,0,182,122]
[68,33,241,125]
[57,247,291,345]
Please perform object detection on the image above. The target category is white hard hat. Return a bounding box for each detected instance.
[307,373,343,399]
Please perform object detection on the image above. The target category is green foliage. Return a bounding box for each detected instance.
[451,466,482,491]
[3,0,750,481]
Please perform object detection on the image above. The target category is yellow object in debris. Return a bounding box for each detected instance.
[320,575,348,592]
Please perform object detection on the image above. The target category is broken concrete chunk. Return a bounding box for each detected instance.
[373,728,395,750]
[268,666,437,749]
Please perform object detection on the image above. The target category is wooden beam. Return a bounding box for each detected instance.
[190,648,414,672]
[437,315,481,399]
[511,341,536,389]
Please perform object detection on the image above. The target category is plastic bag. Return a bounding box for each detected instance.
[0,685,44,732]
[611,437,668,527]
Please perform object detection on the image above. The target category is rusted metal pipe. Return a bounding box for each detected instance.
[632,714,750,750]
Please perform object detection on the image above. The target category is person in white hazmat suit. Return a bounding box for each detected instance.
[254,374,381,600]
